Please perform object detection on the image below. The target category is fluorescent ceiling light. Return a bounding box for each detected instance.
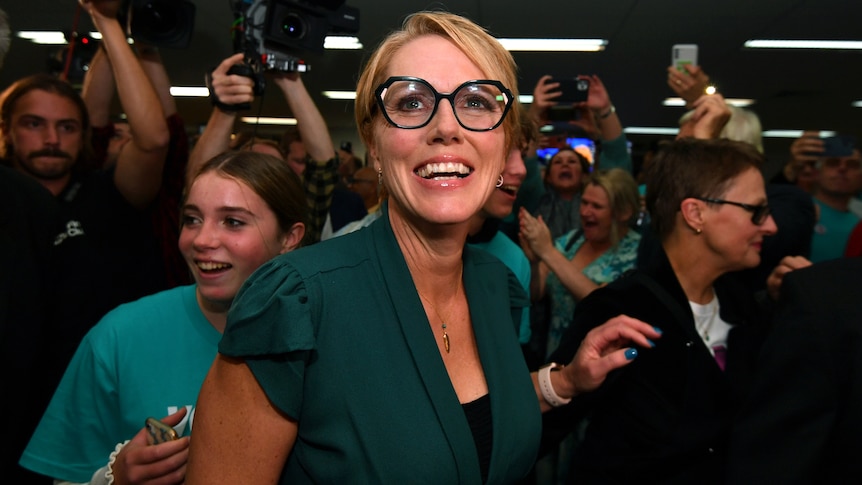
[853,101,862,108]
[519,95,534,104]
[16,31,67,44]
[663,97,755,107]
[745,39,862,50]
[762,130,836,138]
[322,91,356,100]
[496,38,607,52]
[240,117,297,126]
[170,86,209,97]
[323,36,362,49]
[19,30,355,50]
[624,127,680,136]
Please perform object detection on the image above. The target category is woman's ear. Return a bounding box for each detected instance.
[280,222,306,254]
[679,198,705,232]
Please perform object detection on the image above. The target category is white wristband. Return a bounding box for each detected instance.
[538,363,572,407]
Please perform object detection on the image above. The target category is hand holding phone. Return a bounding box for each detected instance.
[550,77,590,104]
[145,417,179,445]
[672,44,698,72]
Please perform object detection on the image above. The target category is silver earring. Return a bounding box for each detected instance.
[496,174,504,188]
[377,168,383,185]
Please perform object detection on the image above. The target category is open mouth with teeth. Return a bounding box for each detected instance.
[196,261,232,273]
[415,162,473,180]
[497,183,519,197]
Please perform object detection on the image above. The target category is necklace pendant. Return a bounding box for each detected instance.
[443,332,450,353]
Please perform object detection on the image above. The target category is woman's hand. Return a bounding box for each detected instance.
[667,64,710,107]
[79,0,122,19]
[677,93,731,141]
[766,255,812,302]
[784,131,824,182]
[579,74,611,114]
[557,315,662,398]
[528,75,561,125]
[110,408,189,484]
[518,207,553,262]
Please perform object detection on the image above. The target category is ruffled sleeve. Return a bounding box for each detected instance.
[220,256,315,356]
[218,255,317,417]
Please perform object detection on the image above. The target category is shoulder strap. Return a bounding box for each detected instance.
[563,229,584,252]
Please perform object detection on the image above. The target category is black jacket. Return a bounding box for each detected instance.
[544,246,770,484]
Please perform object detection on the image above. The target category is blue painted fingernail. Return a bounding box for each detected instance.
[647,339,656,348]
[653,326,663,335]
[625,348,638,360]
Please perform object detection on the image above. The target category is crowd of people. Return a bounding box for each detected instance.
[2,2,860,484]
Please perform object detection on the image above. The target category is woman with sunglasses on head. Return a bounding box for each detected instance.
[537,137,778,482]
[186,11,657,485]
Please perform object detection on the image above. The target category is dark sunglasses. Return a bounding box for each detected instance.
[693,197,771,225]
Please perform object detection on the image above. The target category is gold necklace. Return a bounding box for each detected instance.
[417,270,463,354]
[419,293,452,353]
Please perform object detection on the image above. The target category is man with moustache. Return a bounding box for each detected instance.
[0,0,169,376]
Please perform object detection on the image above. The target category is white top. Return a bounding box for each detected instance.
[689,295,733,356]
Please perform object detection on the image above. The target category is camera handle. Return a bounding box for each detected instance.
[205,62,266,112]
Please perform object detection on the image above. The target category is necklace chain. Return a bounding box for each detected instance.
[420,293,451,353]
[417,269,463,354]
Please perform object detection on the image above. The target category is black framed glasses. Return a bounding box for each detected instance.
[374,76,514,132]
[693,197,771,225]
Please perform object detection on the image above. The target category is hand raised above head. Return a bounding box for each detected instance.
[209,53,256,108]
[578,74,612,114]
[667,64,710,107]
[678,93,731,141]
[79,0,123,20]
[528,75,562,124]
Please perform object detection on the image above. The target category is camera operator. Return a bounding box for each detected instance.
[189,52,342,243]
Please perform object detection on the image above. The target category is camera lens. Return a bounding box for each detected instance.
[140,1,180,35]
[281,13,306,39]
[577,80,589,91]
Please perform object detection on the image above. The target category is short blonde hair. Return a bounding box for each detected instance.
[354,11,520,153]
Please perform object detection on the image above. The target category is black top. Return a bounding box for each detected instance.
[463,393,493,483]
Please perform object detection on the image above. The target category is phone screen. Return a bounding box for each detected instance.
[672,44,698,71]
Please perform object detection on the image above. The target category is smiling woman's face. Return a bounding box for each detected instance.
[179,172,287,308]
[368,35,507,227]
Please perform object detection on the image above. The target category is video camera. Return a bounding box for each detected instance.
[231,0,359,73]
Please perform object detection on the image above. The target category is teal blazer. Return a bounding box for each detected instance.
[221,206,540,483]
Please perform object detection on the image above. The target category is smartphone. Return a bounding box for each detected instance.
[145,417,178,445]
[672,44,698,72]
[821,135,857,157]
[551,77,590,103]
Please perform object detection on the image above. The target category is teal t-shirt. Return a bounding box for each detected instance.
[19,285,220,483]
[470,230,532,344]
[811,198,861,263]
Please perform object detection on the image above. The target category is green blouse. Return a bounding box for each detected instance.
[220,207,540,483]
